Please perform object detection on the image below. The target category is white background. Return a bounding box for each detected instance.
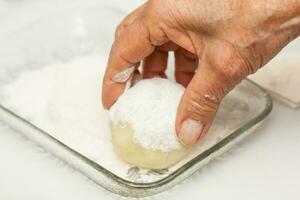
[0,0,300,199]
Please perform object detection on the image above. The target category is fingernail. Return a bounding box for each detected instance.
[112,67,135,83]
[178,119,203,145]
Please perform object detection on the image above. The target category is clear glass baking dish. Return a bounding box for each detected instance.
[0,5,272,197]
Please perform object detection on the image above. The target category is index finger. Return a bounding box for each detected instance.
[102,19,155,109]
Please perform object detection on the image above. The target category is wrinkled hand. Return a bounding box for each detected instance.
[102,0,300,145]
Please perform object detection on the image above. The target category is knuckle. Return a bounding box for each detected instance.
[148,26,168,45]
[246,44,265,73]
[115,23,124,37]
[147,0,163,9]
[146,0,172,19]
[115,19,132,38]
[210,48,250,85]
[185,87,219,122]
[213,64,242,85]
[145,0,160,16]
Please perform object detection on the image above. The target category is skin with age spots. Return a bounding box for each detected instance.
[102,0,300,146]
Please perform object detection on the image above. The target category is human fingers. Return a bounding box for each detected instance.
[174,47,198,87]
[142,49,168,79]
[102,19,155,109]
[115,4,146,38]
[176,40,252,145]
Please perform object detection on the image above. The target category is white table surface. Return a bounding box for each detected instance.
[0,1,300,199]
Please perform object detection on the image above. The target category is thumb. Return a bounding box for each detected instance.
[176,42,251,145]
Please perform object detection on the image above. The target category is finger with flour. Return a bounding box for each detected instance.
[102,19,155,109]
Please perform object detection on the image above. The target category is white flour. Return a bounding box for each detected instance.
[1,54,190,182]
[1,54,133,176]
[1,53,250,183]
[110,78,184,152]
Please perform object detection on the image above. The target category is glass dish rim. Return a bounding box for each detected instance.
[0,79,273,190]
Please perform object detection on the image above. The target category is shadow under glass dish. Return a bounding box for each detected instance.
[0,5,272,197]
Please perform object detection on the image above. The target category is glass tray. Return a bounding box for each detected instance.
[0,5,272,197]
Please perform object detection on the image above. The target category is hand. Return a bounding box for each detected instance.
[102,0,300,145]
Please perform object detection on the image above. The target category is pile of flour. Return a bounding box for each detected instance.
[1,54,184,175]
[0,53,245,182]
[1,54,131,175]
[110,78,185,152]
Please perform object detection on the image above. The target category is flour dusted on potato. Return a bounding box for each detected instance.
[109,77,185,152]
